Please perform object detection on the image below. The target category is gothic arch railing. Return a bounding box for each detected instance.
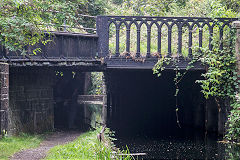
[97,16,238,59]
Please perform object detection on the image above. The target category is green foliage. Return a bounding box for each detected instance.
[150,0,240,143]
[107,0,239,17]
[192,31,240,143]
[0,0,45,55]
[226,143,240,159]
[225,101,240,143]
[107,0,238,57]
[153,56,171,77]
[0,0,106,55]
[195,37,237,99]
[153,27,240,142]
[220,0,240,13]
[1,129,8,138]
[46,128,133,160]
[0,133,42,160]
[88,72,105,95]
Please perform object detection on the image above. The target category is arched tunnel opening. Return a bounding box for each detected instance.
[106,69,207,138]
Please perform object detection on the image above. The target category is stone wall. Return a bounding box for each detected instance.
[0,63,9,135]
[9,67,55,134]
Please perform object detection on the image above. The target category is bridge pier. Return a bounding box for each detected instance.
[233,21,240,96]
[0,63,9,136]
[0,64,106,135]
[233,21,240,86]
[8,67,55,135]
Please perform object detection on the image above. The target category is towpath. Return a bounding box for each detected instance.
[11,130,81,160]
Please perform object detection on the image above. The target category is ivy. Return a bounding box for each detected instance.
[153,25,240,143]
[195,42,237,100]
[226,101,240,143]
[194,31,240,143]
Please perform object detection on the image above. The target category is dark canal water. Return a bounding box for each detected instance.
[114,129,240,160]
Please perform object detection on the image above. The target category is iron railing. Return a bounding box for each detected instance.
[97,16,238,58]
[41,10,97,33]
[0,16,238,64]
[0,12,98,62]
[0,32,98,61]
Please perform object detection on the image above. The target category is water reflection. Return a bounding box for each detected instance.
[114,131,240,159]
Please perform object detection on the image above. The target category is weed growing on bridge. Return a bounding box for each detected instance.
[194,30,240,143]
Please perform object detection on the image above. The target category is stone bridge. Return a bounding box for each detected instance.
[0,16,239,136]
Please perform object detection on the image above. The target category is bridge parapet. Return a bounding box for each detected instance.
[97,16,237,60]
[0,16,238,69]
[0,32,99,67]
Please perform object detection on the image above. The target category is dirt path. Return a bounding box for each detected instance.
[11,130,81,160]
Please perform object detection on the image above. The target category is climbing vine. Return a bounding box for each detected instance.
[195,30,240,143]
[153,26,240,142]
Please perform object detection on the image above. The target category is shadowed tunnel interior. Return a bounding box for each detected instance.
[53,71,86,130]
[106,69,206,138]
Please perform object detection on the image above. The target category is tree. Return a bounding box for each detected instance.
[0,0,106,55]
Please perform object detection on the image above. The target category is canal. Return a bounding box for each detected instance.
[114,129,240,159]
[106,70,240,159]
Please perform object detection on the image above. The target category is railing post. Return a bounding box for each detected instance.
[136,27,141,57]
[146,26,151,58]
[96,16,109,58]
[178,25,182,57]
[168,27,172,57]
[233,21,240,90]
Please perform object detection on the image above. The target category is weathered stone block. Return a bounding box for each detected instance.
[0,87,9,95]
[0,63,9,73]
[233,21,240,29]
[0,63,9,135]
[9,67,55,135]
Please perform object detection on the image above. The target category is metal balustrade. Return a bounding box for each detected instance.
[0,32,98,63]
[97,16,238,59]
[0,15,238,69]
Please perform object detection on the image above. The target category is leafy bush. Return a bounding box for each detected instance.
[225,101,240,143]
[0,0,106,54]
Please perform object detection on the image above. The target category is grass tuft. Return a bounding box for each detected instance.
[0,133,43,160]
[45,128,132,160]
